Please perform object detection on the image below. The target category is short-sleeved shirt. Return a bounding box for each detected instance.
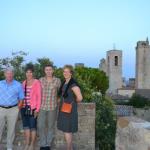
[40,76,61,111]
[0,80,24,106]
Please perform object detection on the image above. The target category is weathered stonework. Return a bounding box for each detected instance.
[99,50,123,94]
[133,108,150,122]
[136,38,150,89]
[116,117,150,150]
[1,103,95,150]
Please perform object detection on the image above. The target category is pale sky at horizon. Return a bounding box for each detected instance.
[0,0,150,79]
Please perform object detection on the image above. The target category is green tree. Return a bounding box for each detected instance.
[94,94,116,150]
[54,67,63,80]
[129,93,150,108]
[34,57,54,78]
[74,67,109,101]
[0,51,27,81]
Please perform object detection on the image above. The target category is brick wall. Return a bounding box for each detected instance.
[1,103,95,150]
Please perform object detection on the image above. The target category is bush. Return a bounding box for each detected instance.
[93,94,116,150]
[128,93,150,108]
[114,100,129,106]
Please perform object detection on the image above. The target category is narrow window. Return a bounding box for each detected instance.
[115,56,118,66]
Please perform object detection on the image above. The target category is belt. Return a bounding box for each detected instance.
[0,104,18,109]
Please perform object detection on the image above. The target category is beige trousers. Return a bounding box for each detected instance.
[0,106,19,149]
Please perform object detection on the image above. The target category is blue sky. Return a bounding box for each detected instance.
[0,0,150,78]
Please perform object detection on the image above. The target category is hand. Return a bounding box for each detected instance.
[34,111,38,118]
[18,101,24,110]
[57,98,60,104]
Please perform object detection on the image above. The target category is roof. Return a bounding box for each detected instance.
[118,87,135,90]
[107,94,129,100]
[135,89,150,99]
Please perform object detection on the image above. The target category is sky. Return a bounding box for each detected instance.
[0,0,150,79]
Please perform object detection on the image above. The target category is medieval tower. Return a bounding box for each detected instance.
[100,49,123,94]
[107,50,122,94]
[136,38,150,89]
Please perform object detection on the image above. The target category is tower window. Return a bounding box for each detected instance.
[114,56,118,66]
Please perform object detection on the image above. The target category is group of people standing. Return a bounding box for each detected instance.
[0,64,83,150]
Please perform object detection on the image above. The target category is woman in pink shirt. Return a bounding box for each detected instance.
[21,64,41,150]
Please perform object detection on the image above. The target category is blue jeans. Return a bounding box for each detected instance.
[21,108,37,130]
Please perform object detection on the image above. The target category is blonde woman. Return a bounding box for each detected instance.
[57,65,83,150]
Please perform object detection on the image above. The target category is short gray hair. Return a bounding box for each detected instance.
[4,66,14,73]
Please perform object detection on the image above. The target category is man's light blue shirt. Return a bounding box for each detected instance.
[0,80,24,106]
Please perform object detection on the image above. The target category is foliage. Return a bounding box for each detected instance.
[54,67,63,80]
[34,57,54,79]
[113,100,129,106]
[128,93,150,108]
[0,51,27,81]
[0,52,54,81]
[94,94,116,150]
[74,67,109,101]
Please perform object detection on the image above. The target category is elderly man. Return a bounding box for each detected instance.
[0,67,24,150]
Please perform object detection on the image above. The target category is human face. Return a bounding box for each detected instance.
[63,68,72,80]
[4,70,14,82]
[44,66,54,77]
[26,70,33,80]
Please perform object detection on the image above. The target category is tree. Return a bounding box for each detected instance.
[74,67,109,101]
[129,93,150,108]
[34,57,54,78]
[0,51,27,81]
[94,94,116,150]
[54,67,63,80]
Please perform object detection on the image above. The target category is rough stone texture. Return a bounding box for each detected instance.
[107,50,122,94]
[135,38,150,89]
[99,58,107,73]
[0,103,95,150]
[116,117,150,150]
[99,50,123,94]
[133,108,150,122]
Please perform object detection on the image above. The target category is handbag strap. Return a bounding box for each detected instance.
[62,97,73,105]
[61,84,74,105]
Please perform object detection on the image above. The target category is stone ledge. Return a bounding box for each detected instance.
[116,116,150,150]
[1,103,95,150]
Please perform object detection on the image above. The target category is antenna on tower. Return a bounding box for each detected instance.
[146,37,149,44]
[113,43,116,50]
[146,37,149,41]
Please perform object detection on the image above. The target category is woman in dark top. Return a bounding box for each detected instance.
[57,65,83,150]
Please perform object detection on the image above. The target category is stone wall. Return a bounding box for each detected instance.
[133,108,150,122]
[1,103,95,150]
[116,117,150,150]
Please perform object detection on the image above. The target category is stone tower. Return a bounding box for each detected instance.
[99,58,107,73]
[106,50,122,94]
[136,38,150,89]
